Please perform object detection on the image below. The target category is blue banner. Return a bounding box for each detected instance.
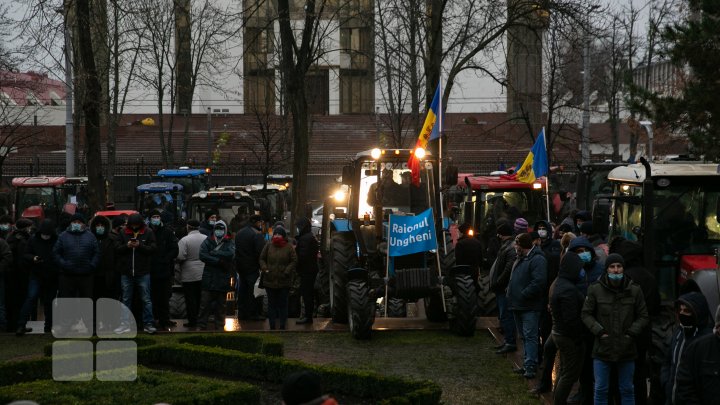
[388,208,437,257]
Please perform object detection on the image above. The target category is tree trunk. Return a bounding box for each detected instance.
[175,0,192,113]
[610,96,620,162]
[289,86,309,235]
[76,0,106,211]
[425,0,443,105]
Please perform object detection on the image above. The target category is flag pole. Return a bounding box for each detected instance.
[385,214,392,318]
[426,162,446,313]
[437,81,448,256]
[543,127,552,222]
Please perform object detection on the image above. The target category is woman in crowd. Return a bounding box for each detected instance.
[259,226,297,330]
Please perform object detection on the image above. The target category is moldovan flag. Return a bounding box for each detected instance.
[515,128,549,183]
[408,84,442,186]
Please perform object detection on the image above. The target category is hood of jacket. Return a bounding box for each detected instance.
[677,291,712,329]
[567,236,596,261]
[38,219,57,237]
[296,217,312,235]
[611,239,643,268]
[533,220,553,236]
[89,215,111,235]
[559,251,583,281]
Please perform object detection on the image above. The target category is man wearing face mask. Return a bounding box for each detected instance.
[567,236,604,295]
[89,215,114,305]
[294,217,319,325]
[506,232,547,379]
[235,214,266,321]
[147,209,179,330]
[661,291,711,405]
[491,222,518,354]
[674,304,720,405]
[199,210,218,237]
[197,220,235,331]
[582,253,649,405]
[16,219,57,335]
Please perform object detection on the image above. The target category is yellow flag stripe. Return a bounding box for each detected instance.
[515,151,537,183]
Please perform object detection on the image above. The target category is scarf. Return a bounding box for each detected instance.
[271,234,287,247]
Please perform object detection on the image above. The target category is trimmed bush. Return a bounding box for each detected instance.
[0,366,260,405]
[177,333,283,357]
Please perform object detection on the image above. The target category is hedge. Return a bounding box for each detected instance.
[3,332,441,405]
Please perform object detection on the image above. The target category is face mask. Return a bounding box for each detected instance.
[578,251,592,263]
[70,223,83,232]
[150,218,161,226]
[95,226,105,235]
[208,220,216,226]
[538,230,548,239]
[0,224,9,231]
[608,273,624,281]
[41,234,51,240]
[679,313,695,329]
[214,229,225,238]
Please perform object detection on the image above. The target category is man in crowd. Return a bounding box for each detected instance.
[295,217,319,325]
[235,214,266,321]
[147,209,179,330]
[176,219,206,328]
[491,222,517,354]
[674,304,720,404]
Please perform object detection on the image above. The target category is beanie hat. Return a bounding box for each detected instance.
[514,218,529,234]
[249,214,263,223]
[605,253,625,271]
[580,221,594,235]
[204,210,217,220]
[70,213,86,224]
[148,209,162,218]
[0,214,12,224]
[127,213,144,227]
[497,222,514,237]
[281,371,322,405]
[516,232,533,249]
[214,220,227,230]
[111,216,126,229]
[273,226,287,238]
[574,210,591,221]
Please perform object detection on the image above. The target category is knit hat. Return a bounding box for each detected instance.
[148,209,162,218]
[497,222,514,237]
[574,210,591,221]
[249,214,263,223]
[605,253,625,271]
[70,213,86,224]
[282,371,322,405]
[127,213,144,227]
[112,216,126,229]
[580,221,594,235]
[514,218,529,234]
[214,220,227,230]
[273,226,287,238]
[516,232,533,249]
[204,210,217,220]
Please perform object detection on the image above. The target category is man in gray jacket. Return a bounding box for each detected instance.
[176,219,207,328]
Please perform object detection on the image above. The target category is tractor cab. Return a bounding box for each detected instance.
[136,182,184,224]
[12,176,89,223]
[188,187,257,234]
[241,183,290,226]
[156,167,210,195]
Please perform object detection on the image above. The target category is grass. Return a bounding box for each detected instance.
[0,330,541,405]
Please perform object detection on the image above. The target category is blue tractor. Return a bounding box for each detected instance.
[136,182,184,223]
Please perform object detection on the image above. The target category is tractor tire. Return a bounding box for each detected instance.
[347,279,374,340]
[386,297,407,317]
[169,290,187,319]
[331,232,355,324]
[476,273,498,316]
[440,233,456,274]
[424,293,448,322]
[449,274,479,337]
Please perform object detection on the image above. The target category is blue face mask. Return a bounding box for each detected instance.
[578,251,592,263]
[150,218,161,226]
[0,224,9,231]
[95,226,105,235]
[214,229,225,239]
[608,273,624,281]
[70,223,83,232]
[208,220,216,226]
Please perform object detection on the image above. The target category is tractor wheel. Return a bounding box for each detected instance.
[347,279,374,340]
[449,274,479,337]
[169,290,187,319]
[386,297,407,317]
[476,273,498,316]
[440,233,456,273]
[331,232,355,324]
[424,293,448,322]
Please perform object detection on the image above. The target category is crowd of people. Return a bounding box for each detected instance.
[469,209,720,405]
[0,208,320,335]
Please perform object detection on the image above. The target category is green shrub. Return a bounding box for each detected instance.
[177,333,283,356]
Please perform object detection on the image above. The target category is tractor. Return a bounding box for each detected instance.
[321,147,478,339]
[135,182,184,224]
[187,187,258,234]
[12,176,89,223]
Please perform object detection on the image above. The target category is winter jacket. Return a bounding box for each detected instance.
[115,224,157,277]
[235,224,266,274]
[490,237,516,293]
[611,239,661,316]
[662,292,712,405]
[53,227,100,275]
[149,222,179,279]
[176,230,207,283]
[581,273,649,362]
[7,228,31,273]
[90,216,115,285]
[506,245,547,312]
[567,237,604,295]
[674,332,720,405]
[550,251,586,341]
[455,235,483,273]
[0,238,12,274]
[24,220,58,278]
[199,230,235,291]
[259,238,297,289]
[295,218,319,275]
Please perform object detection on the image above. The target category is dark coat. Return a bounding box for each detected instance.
[149,222,179,279]
[259,239,297,289]
[507,245,547,312]
[0,238,12,274]
[581,273,649,362]
[674,333,720,405]
[662,292,712,405]
[295,219,319,274]
[7,228,31,272]
[199,234,235,291]
[455,235,483,272]
[53,228,100,275]
[115,224,157,277]
[24,220,58,278]
[90,216,115,284]
[550,251,586,341]
[235,224,266,274]
[490,237,516,293]
[199,220,214,237]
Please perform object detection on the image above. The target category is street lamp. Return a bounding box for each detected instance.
[639,120,654,162]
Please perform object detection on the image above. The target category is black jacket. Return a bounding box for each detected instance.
[235,224,266,274]
[490,237,516,293]
[115,224,157,277]
[149,222,179,278]
[24,219,58,278]
[53,227,100,275]
[0,238,12,274]
[295,218,319,274]
[674,332,720,405]
[7,228,31,273]
[550,251,586,340]
[507,246,547,312]
[90,216,115,282]
[455,235,483,272]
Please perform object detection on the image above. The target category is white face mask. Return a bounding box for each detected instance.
[538,229,548,239]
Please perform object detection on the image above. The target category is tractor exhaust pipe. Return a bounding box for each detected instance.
[639,157,654,275]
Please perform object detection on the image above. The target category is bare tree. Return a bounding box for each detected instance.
[240,107,290,189]
[597,16,629,162]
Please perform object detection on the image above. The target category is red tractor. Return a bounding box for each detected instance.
[12,176,89,223]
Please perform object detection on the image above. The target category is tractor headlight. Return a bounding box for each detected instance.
[333,190,346,202]
[371,148,381,160]
[414,147,426,159]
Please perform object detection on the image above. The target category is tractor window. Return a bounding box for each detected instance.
[654,185,720,254]
[18,187,56,210]
[481,191,543,229]
[360,161,426,219]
